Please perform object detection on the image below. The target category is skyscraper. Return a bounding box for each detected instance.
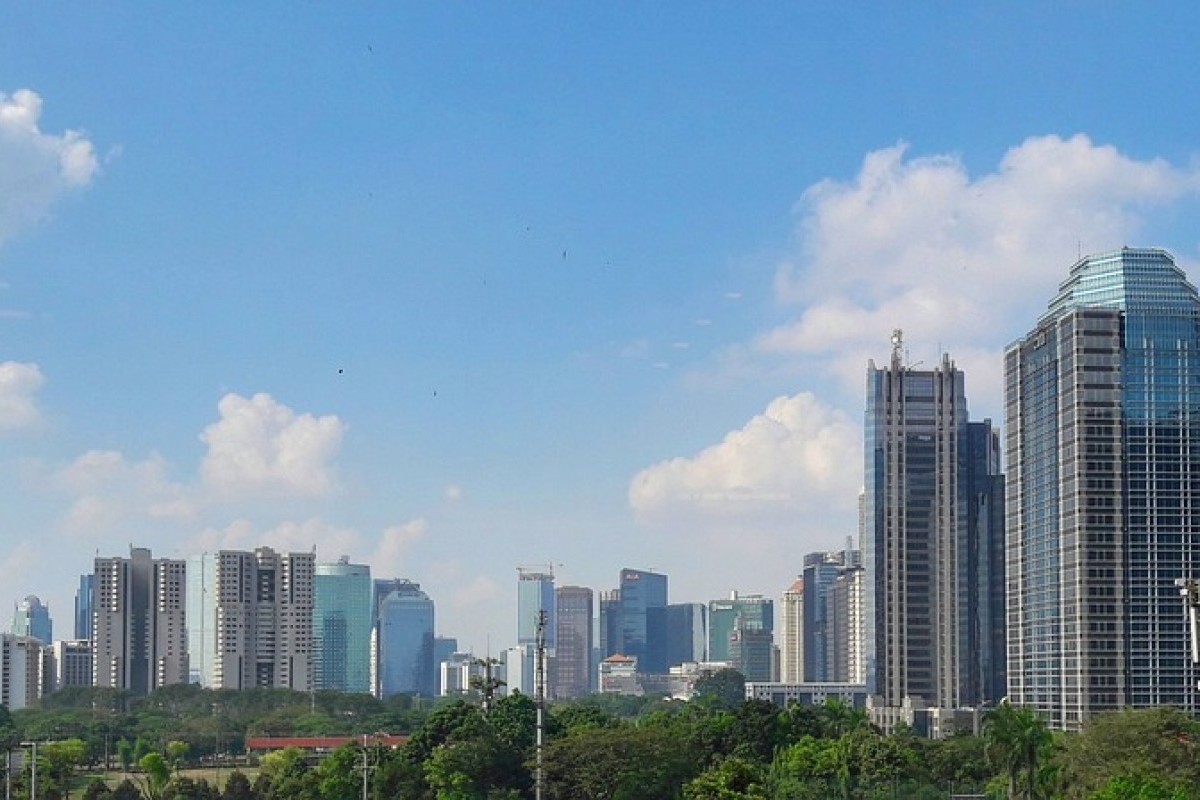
[554,585,593,699]
[314,557,372,694]
[373,579,435,697]
[517,568,556,649]
[664,602,708,668]
[864,335,1005,726]
[93,547,188,694]
[186,548,314,691]
[619,568,667,673]
[779,578,805,683]
[11,595,52,644]
[1005,248,1200,729]
[75,574,94,641]
[709,592,772,664]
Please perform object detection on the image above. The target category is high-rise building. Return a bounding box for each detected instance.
[1005,248,1200,729]
[553,585,593,699]
[314,557,372,694]
[779,578,805,683]
[517,568,556,649]
[0,634,46,709]
[75,574,94,641]
[619,569,667,673]
[709,592,772,664]
[803,552,843,682]
[93,547,188,694]
[664,602,708,668]
[186,548,314,691]
[729,621,774,682]
[48,640,92,693]
[373,579,435,697]
[864,335,1005,725]
[598,590,621,657]
[829,563,866,685]
[11,595,52,644]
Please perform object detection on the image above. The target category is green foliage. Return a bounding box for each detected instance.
[542,724,699,799]
[983,701,1052,800]
[220,771,255,800]
[140,751,173,800]
[683,755,770,799]
[692,668,747,711]
[83,779,115,800]
[112,778,144,800]
[1087,773,1197,800]
[1058,707,1200,799]
[548,701,623,733]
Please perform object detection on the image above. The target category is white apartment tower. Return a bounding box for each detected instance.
[189,548,314,691]
[92,547,188,694]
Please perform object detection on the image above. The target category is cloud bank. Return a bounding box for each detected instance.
[0,362,45,433]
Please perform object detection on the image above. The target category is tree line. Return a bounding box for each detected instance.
[2,670,1199,799]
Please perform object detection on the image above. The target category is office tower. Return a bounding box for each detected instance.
[75,574,94,641]
[435,636,458,671]
[314,557,372,693]
[864,334,1005,722]
[619,568,668,673]
[779,578,805,683]
[729,620,773,682]
[709,592,772,663]
[598,590,621,657]
[554,585,593,699]
[440,651,480,696]
[374,579,435,697]
[829,564,866,684]
[1005,248,1200,729]
[517,568,556,649]
[11,595,52,644]
[0,634,46,709]
[664,602,708,668]
[48,640,92,693]
[803,552,844,681]
[93,547,188,694]
[186,548,314,691]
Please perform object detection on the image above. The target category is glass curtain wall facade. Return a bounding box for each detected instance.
[375,580,435,697]
[314,558,372,694]
[1005,248,1200,729]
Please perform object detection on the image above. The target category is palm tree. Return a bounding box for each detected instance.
[983,700,1051,800]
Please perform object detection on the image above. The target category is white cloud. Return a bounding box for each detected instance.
[630,391,861,524]
[0,89,98,246]
[759,135,1200,403]
[0,361,44,433]
[200,392,344,499]
[195,517,359,557]
[370,519,428,574]
[57,450,195,536]
[444,484,464,502]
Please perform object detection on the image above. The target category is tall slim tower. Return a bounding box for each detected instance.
[92,547,188,694]
[75,574,94,641]
[619,568,667,673]
[11,595,52,644]
[314,557,372,694]
[864,335,1005,721]
[553,585,593,699]
[1005,248,1200,729]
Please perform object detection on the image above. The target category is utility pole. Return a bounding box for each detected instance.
[1178,578,1200,686]
[356,734,375,800]
[535,609,546,800]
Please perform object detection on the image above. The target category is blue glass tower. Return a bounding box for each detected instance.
[1005,248,1200,729]
[314,558,372,694]
[374,579,435,697]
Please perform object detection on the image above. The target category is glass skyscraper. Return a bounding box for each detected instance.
[10,595,52,644]
[1005,248,1200,729]
[864,339,1005,725]
[374,579,435,697]
[314,558,372,694]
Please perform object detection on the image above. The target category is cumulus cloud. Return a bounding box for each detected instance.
[57,450,195,536]
[0,361,44,433]
[630,391,861,524]
[758,135,1200,405]
[0,89,98,245]
[200,392,344,499]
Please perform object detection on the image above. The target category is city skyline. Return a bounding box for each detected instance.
[5,5,1200,653]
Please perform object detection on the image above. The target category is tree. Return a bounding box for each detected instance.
[1058,707,1200,799]
[682,756,769,800]
[220,771,255,800]
[82,780,114,800]
[983,701,1052,800]
[692,669,746,712]
[1087,773,1195,800]
[112,779,144,800]
[139,752,173,800]
[542,725,698,800]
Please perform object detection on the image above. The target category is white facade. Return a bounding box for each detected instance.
[92,548,188,694]
[778,577,804,684]
[0,634,45,709]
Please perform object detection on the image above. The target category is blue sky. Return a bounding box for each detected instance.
[4,4,1200,653]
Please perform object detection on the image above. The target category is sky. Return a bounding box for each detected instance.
[4,4,1200,655]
